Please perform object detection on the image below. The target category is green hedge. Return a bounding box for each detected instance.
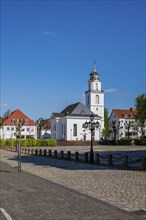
[117,138,146,146]
[0,138,56,147]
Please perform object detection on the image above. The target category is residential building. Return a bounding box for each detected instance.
[0,109,37,139]
[109,108,144,140]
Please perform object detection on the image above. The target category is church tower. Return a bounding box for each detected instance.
[85,61,104,128]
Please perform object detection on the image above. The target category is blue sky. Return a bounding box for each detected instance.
[1,0,145,120]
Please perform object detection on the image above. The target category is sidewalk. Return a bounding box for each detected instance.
[1,149,146,217]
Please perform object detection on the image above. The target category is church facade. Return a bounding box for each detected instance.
[50,63,104,141]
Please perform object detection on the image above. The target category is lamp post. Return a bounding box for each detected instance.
[83,114,100,163]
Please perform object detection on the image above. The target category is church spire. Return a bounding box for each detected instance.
[93,59,96,72]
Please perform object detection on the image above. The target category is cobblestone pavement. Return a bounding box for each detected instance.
[1,161,144,220]
[1,149,146,215]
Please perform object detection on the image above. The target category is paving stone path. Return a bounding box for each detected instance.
[1,149,146,215]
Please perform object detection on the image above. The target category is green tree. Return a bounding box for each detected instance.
[109,120,123,144]
[0,117,4,126]
[102,108,111,139]
[135,93,146,137]
[13,119,25,138]
[36,118,44,138]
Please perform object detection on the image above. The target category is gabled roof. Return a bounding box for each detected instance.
[51,102,101,119]
[61,102,79,115]
[3,109,36,126]
[112,109,136,119]
[61,102,94,116]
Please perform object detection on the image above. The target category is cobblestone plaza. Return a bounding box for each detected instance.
[1,145,146,216]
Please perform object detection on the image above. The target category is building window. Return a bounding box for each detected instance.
[27,128,29,132]
[25,119,28,124]
[73,124,77,136]
[7,127,10,131]
[95,95,99,104]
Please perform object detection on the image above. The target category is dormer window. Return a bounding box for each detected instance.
[12,119,15,125]
[25,119,28,124]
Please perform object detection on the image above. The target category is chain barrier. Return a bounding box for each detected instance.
[1,146,145,170]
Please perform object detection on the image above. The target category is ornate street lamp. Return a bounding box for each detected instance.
[83,114,100,163]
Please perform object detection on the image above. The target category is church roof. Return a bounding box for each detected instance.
[61,102,94,115]
[61,102,80,114]
[52,102,101,118]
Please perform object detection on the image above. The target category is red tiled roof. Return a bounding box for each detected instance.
[3,109,36,126]
[113,109,136,119]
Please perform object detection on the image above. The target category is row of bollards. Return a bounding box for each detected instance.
[1,146,146,170]
[21,148,146,170]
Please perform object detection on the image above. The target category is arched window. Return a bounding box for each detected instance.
[95,95,99,104]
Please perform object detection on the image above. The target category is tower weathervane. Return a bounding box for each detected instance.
[93,59,96,72]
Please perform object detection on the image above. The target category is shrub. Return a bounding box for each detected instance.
[117,139,132,145]
[0,138,56,147]
[0,139,5,146]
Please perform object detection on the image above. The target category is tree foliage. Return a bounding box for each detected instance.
[135,93,146,136]
[102,108,111,138]
[36,118,44,138]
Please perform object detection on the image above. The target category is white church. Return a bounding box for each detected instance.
[50,63,104,141]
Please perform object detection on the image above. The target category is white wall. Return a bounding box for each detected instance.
[1,125,37,139]
[50,116,101,141]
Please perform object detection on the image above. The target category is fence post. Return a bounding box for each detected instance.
[54,150,57,158]
[141,157,146,170]
[95,153,100,164]
[67,151,71,160]
[123,155,128,167]
[48,149,52,157]
[75,152,79,161]
[60,150,64,159]
[84,152,88,162]
[44,149,47,157]
[108,154,113,166]
[39,149,42,156]
[35,149,38,155]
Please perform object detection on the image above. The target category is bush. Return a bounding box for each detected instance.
[134,138,146,146]
[117,138,146,146]
[0,139,5,146]
[117,139,132,145]
[0,138,56,147]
